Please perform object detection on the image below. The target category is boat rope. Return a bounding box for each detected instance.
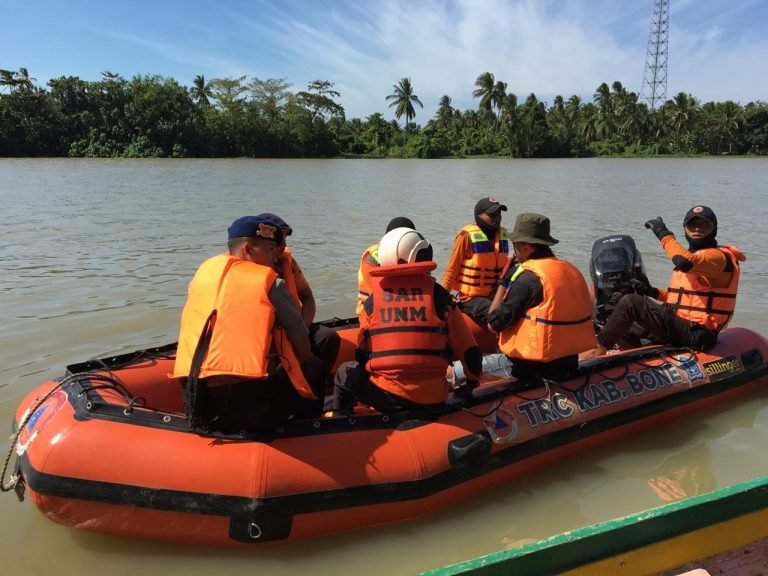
[0,367,150,496]
[561,347,698,395]
[0,371,97,495]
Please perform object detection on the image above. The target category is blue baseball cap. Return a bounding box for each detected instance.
[227,216,283,244]
[256,212,292,236]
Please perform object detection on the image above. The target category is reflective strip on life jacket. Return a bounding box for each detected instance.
[665,245,741,332]
[279,247,302,309]
[499,257,597,362]
[356,242,380,315]
[365,265,450,373]
[456,224,509,298]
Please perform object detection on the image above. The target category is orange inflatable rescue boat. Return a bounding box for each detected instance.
[4,319,768,547]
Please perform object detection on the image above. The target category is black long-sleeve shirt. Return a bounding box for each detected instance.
[487,248,552,332]
[486,247,578,380]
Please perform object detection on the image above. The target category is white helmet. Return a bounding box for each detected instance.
[379,227,431,266]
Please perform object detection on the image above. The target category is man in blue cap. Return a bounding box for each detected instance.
[256,212,341,389]
[172,215,324,434]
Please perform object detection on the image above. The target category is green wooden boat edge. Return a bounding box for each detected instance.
[422,475,768,576]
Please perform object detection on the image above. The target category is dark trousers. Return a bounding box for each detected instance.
[459,296,492,325]
[309,323,341,391]
[333,361,442,415]
[597,294,717,351]
[201,356,325,434]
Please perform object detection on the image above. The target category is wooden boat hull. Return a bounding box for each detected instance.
[10,326,768,546]
[423,475,768,576]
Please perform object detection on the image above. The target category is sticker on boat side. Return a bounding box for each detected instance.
[483,407,518,443]
[17,390,68,456]
[675,355,706,384]
[702,355,744,382]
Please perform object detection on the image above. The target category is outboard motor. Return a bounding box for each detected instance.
[589,235,645,330]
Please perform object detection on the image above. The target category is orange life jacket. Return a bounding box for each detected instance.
[364,261,450,403]
[456,224,510,299]
[499,257,597,362]
[356,242,380,315]
[278,247,302,309]
[172,253,315,399]
[664,245,743,332]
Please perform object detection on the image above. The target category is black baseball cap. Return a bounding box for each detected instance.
[474,197,508,215]
[386,217,415,232]
[683,205,717,227]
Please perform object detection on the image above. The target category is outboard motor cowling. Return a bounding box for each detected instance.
[589,235,645,329]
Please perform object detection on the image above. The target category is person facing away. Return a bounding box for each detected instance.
[488,213,598,382]
[334,227,483,415]
[256,212,341,388]
[442,197,511,325]
[580,205,746,360]
[172,215,325,434]
[356,216,415,316]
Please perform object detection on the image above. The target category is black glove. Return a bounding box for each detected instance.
[672,255,693,272]
[631,270,659,299]
[644,217,673,241]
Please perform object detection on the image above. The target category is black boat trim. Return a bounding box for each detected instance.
[17,360,767,543]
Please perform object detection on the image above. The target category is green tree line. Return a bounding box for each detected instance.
[1,68,766,158]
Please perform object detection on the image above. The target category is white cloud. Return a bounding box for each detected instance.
[38,0,766,116]
[248,1,632,118]
[670,24,768,104]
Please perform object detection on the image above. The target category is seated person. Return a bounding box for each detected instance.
[258,213,341,387]
[442,197,511,325]
[357,216,415,315]
[172,215,324,434]
[581,206,746,359]
[488,213,597,382]
[334,227,482,415]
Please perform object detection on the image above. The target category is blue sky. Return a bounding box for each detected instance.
[2,0,766,120]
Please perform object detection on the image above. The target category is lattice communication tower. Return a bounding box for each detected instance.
[641,0,669,110]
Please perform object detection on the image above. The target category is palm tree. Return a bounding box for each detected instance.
[15,67,35,91]
[619,94,648,146]
[472,72,495,114]
[0,67,36,92]
[593,82,613,138]
[580,103,599,145]
[386,77,423,129]
[565,95,581,143]
[594,83,611,114]
[473,72,505,129]
[191,74,213,107]
[667,92,700,150]
[435,95,454,128]
[648,106,671,145]
[101,71,123,81]
[0,69,15,93]
[492,81,507,118]
[548,95,567,149]
[718,101,743,153]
